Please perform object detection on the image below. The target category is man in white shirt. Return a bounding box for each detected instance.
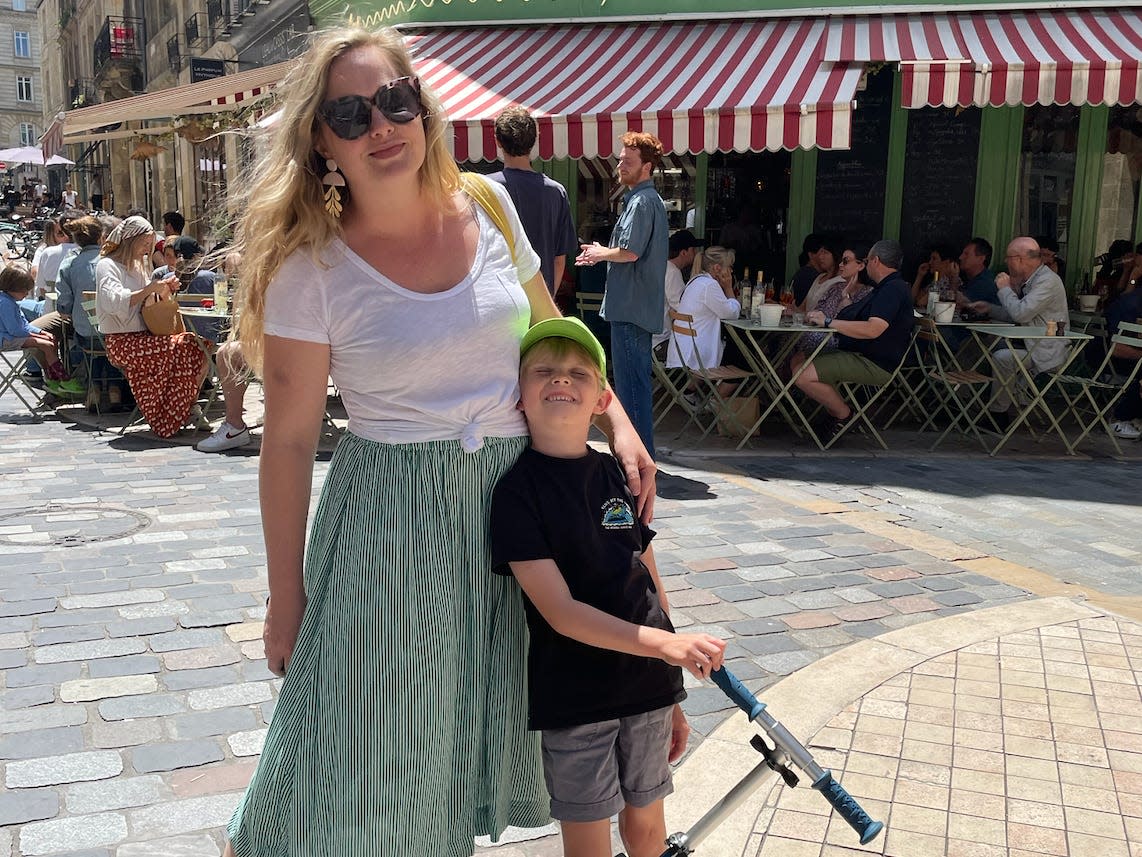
[655,229,701,348]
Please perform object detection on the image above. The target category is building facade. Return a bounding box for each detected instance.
[1,0,42,186]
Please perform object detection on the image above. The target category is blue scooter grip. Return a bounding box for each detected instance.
[812,771,884,845]
[710,667,766,721]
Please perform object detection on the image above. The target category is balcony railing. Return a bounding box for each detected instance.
[167,34,180,74]
[207,0,229,40]
[185,12,205,48]
[94,16,145,83]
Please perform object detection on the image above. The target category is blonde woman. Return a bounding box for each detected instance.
[94,215,207,437]
[224,27,654,857]
[666,245,740,371]
[62,182,79,209]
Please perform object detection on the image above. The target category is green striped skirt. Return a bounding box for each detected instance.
[228,433,548,856]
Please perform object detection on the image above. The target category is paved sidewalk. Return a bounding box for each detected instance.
[1,390,1140,856]
[671,598,1142,857]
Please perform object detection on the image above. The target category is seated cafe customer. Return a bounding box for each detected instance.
[667,245,741,373]
[1105,278,1142,440]
[967,237,1069,429]
[794,239,915,442]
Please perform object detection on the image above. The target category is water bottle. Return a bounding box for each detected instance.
[926,271,940,316]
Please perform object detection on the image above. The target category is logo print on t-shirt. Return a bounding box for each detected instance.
[600,498,635,530]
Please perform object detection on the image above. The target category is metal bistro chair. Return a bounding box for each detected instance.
[81,297,145,434]
[77,293,112,414]
[575,291,603,321]
[666,310,758,441]
[0,347,47,414]
[1048,320,1142,456]
[913,318,997,450]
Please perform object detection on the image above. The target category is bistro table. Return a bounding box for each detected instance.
[178,305,231,415]
[965,324,1093,455]
[722,318,836,450]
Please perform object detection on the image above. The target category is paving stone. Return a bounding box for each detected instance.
[116,833,222,857]
[685,603,748,623]
[866,581,925,598]
[148,629,226,653]
[681,686,738,716]
[931,590,985,607]
[789,627,855,650]
[685,571,744,590]
[833,587,882,604]
[98,694,186,721]
[37,608,122,628]
[0,598,57,617]
[1,685,55,709]
[33,638,146,664]
[128,793,241,839]
[179,610,248,628]
[843,621,890,639]
[65,775,167,814]
[0,648,26,668]
[782,612,841,630]
[58,589,165,609]
[88,654,163,679]
[59,675,158,703]
[916,576,965,592]
[739,635,801,656]
[0,702,87,734]
[5,750,123,788]
[833,602,894,622]
[170,708,257,741]
[667,588,721,608]
[734,598,797,618]
[888,595,944,614]
[710,585,765,603]
[106,617,179,638]
[865,566,922,581]
[240,659,276,682]
[18,812,127,855]
[727,618,785,637]
[117,601,190,619]
[91,718,162,749]
[228,728,267,756]
[132,740,225,774]
[0,787,60,825]
[786,591,846,610]
[162,645,241,671]
[163,665,243,692]
[755,650,818,675]
[31,625,105,646]
[0,726,84,759]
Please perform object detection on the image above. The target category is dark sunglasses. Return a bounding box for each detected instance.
[318,76,424,141]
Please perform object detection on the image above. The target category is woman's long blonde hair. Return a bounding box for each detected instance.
[232,26,460,373]
[101,231,154,280]
[690,245,735,279]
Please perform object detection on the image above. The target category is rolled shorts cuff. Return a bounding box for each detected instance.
[549,791,627,823]
[622,774,674,809]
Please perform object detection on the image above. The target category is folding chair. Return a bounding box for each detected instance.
[912,318,997,450]
[0,347,47,414]
[78,296,112,414]
[825,327,919,450]
[81,297,147,434]
[1049,320,1142,455]
[651,340,705,433]
[666,310,759,441]
[575,292,603,321]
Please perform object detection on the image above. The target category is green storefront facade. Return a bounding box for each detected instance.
[312,0,1142,288]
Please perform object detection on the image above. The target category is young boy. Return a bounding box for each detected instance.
[0,266,82,394]
[491,317,726,857]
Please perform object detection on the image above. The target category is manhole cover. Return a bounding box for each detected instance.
[0,504,152,547]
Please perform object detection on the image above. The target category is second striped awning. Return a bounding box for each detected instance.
[823,9,1142,109]
[409,19,863,162]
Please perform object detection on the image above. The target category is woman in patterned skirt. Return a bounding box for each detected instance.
[223,27,656,857]
[95,215,207,437]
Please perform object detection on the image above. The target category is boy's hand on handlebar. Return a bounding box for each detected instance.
[660,633,726,679]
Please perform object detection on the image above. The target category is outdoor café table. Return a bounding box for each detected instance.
[178,305,231,413]
[722,318,836,450]
[965,323,1092,456]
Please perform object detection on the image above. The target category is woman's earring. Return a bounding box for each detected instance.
[321,158,346,218]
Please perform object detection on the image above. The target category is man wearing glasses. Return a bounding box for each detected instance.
[967,237,1068,429]
[798,239,915,443]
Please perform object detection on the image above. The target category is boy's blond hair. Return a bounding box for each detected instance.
[520,337,606,392]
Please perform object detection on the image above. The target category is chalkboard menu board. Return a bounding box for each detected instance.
[900,106,982,263]
[814,68,893,242]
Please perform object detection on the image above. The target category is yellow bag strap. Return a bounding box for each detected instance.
[460,172,517,269]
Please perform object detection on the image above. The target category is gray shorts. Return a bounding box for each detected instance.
[540,706,675,822]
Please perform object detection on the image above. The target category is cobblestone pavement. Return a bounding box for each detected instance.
[0,391,1137,856]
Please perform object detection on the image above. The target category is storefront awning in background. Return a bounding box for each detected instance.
[409,20,864,161]
[824,9,1142,109]
[41,60,291,158]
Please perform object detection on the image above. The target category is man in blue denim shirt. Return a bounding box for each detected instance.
[576,132,668,458]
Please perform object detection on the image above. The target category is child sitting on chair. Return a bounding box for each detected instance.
[491,317,726,857]
[0,266,82,394]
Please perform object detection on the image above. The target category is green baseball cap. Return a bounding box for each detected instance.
[520,316,607,377]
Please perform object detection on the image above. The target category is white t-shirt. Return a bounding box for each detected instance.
[265,183,541,450]
[35,242,78,293]
[63,190,78,207]
[667,273,740,370]
[95,256,149,334]
[653,260,687,348]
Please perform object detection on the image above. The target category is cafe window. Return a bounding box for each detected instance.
[705,151,791,285]
[576,153,698,243]
[1096,105,1142,257]
[1017,104,1079,263]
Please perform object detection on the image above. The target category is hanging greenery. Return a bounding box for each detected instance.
[170,96,280,144]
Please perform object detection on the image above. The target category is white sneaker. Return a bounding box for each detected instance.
[1111,420,1142,440]
[197,421,251,452]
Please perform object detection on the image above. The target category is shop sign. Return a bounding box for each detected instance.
[190,58,226,83]
[236,4,311,67]
[313,0,1057,28]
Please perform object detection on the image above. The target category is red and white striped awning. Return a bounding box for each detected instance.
[824,9,1142,109]
[410,20,863,161]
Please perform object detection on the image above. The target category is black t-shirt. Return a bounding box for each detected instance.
[490,447,684,730]
[791,264,819,305]
[835,271,915,371]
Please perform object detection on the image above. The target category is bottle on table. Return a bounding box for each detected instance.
[751,288,765,321]
[765,279,775,303]
[926,272,940,316]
